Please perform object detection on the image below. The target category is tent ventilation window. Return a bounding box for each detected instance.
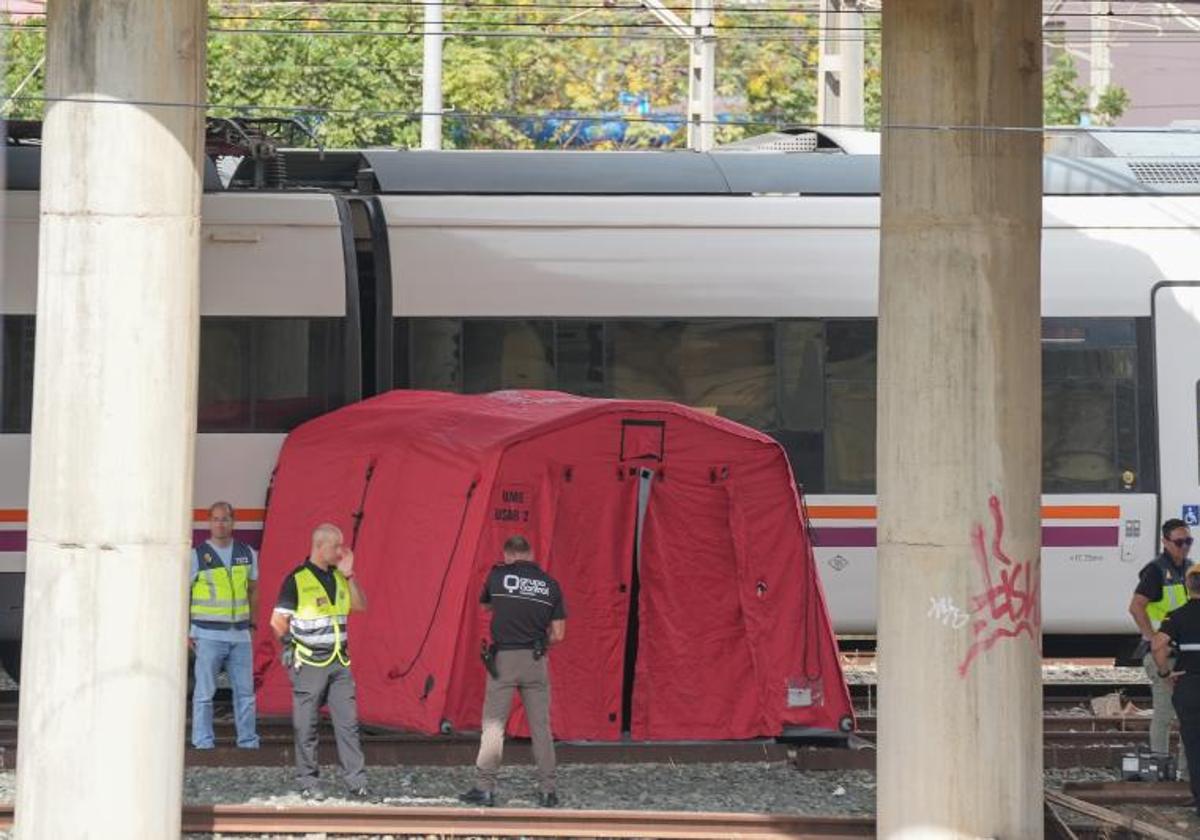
[620,419,666,462]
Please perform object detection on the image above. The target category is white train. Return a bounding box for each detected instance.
[4,127,1198,675]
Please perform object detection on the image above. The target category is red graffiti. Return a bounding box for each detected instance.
[957,495,1041,678]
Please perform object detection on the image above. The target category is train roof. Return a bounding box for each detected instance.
[4,145,224,192]
[356,149,1200,196]
[11,126,1200,196]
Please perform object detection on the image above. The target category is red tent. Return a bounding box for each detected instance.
[253,390,853,740]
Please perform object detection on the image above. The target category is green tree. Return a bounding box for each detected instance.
[1044,52,1090,126]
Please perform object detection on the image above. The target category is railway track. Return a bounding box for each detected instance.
[0,802,876,838]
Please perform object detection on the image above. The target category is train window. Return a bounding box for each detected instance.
[1,316,35,433]
[1042,318,1140,493]
[825,380,877,493]
[610,320,776,426]
[408,319,461,391]
[823,320,877,493]
[463,321,554,392]
[198,318,345,433]
[199,320,252,430]
[774,321,825,491]
[555,321,607,397]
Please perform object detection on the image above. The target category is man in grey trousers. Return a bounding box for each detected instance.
[460,535,567,808]
[271,523,373,800]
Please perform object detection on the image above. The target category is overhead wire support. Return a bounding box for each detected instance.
[421,0,444,149]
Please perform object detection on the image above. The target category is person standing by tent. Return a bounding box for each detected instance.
[189,501,260,750]
[460,535,567,808]
[270,523,373,800]
[1151,564,1200,814]
[1130,517,1193,777]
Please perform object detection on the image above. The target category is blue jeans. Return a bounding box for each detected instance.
[192,638,259,749]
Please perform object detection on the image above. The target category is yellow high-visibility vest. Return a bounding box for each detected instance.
[290,566,351,667]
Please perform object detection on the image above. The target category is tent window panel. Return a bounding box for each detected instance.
[610,320,776,425]
[825,380,876,494]
[463,320,553,393]
[555,320,607,397]
[0,315,35,434]
[409,318,462,392]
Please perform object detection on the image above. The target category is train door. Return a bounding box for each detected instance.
[1154,283,1200,532]
[335,195,394,403]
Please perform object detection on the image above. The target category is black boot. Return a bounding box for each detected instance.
[459,787,496,806]
[538,791,560,808]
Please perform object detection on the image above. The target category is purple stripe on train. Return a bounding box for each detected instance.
[192,529,264,549]
[0,528,263,554]
[0,531,23,552]
[812,525,1119,549]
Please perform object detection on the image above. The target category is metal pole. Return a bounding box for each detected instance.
[14,1,205,836]
[876,1,1043,836]
[421,0,444,150]
[818,0,864,129]
[1088,0,1111,121]
[687,0,715,151]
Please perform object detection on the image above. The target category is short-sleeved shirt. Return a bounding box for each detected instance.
[1159,599,1200,674]
[273,559,340,616]
[189,542,258,643]
[1135,553,1192,603]
[480,561,566,650]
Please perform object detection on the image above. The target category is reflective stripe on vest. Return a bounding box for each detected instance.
[290,567,351,667]
[1147,555,1192,629]
[190,541,254,630]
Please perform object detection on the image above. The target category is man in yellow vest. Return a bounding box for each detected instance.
[270,522,370,799]
[1130,516,1194,776]
[189,501,259,750]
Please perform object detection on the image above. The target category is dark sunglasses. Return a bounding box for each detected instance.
[1171,537,1195,548]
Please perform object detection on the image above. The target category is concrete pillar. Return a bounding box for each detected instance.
[876,2,1043,838]
[14,2,206,838]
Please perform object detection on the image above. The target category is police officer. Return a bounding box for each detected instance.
[460,535,567,808]
[1152,564,1200,813]
[189,501,260,750]
[1130,517,1194,775]
[270,523,372,800]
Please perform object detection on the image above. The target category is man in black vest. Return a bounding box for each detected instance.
[1152,564,1200,814]
[460,535,567,808]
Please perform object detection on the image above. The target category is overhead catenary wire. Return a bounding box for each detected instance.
[7,92,1191,133]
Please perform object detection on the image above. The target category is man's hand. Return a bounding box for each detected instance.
[338,547,355,578]
[281,646,295,669]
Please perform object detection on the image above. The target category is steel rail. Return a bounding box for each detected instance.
[0,803,875,838]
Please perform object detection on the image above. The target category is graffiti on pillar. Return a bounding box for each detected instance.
[957,495,1041,678]
[927,595,970,630]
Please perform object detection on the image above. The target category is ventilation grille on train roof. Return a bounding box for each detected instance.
[717,131,820,152]
[1127,161,1200,184]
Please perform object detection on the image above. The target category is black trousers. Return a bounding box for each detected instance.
[1172,675,1200,803]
